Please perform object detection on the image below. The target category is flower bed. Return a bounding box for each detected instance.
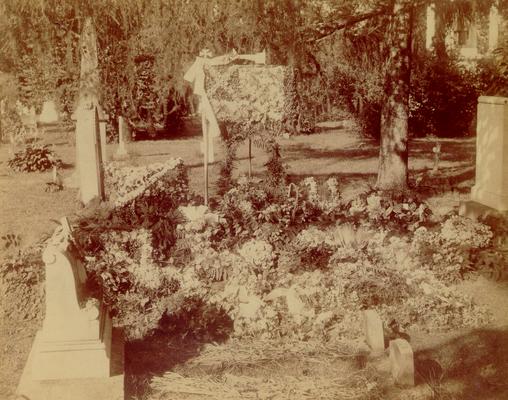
[74,173,496,341]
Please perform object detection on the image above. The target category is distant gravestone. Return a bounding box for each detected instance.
[114,116,130,159]
[389,339,414,387]
[98,108,108,162]
[39,100,59,124]
[362,309,384,355]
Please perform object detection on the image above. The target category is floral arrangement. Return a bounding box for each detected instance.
[74,174,494,342]
[411,216,493,282]
[104,158,183,205]
[204,64,297,135]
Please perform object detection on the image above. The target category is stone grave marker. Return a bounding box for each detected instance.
[389,338,414,387]
[76,106,105,204]
[467,96,508,213]
[114,116,130,158]
[66,18,108,191]
[362,309,385,355]
[17,217,124,400]
[39,100,59,124]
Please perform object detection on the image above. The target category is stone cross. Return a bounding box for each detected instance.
[389,338,415,386]
[362,309,385,355]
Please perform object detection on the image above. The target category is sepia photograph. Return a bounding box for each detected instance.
[0,0,507,399]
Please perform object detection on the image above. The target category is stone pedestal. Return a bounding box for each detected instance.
[471,96,508,211]
[17,329,124,400]
[17,221,123,399]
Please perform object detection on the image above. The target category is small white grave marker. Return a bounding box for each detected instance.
[114,116,129,158]
[389,338,415,387]
[362,309,384,355]
[39,100,59,124]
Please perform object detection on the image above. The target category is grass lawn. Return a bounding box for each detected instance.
[0,118,476,250]
[1,120,507,400]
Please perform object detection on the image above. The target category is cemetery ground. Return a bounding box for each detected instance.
[1,120,508,399]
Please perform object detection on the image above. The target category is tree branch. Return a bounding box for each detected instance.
[305,8,390,43]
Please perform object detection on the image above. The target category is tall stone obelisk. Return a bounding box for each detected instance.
[66,18,106,204]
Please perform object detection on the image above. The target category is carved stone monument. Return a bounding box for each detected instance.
[66,18,108,196]
[76,106,105,203]
[17,217,124,400]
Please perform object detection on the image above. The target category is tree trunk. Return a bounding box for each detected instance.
[376,0,412,190]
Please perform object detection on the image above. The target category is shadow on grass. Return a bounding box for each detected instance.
[125,299,234,400]
[411,165,475,200]
[284,142,378,163]
[410,139,476,163]
[414,327,508,399]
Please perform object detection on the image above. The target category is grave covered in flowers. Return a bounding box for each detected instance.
[73,163,496,342]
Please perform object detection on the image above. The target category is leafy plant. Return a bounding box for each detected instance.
[1,233,21,249]
[409,53,495,137]
[0,245,45,322]
[8,144,62,172]
[347,189,432,233]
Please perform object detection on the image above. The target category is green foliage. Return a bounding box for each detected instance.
[161,296,233,342]
[1,105,27,144]
[76,164,190,259]
[411,216,493,282]
[1,233,21,250]
[347,189,433,233]
[8,144,62,172]
[0,244,45,322]
[44,182,63,192]
[73,162,193,339]
[409,54,495,137]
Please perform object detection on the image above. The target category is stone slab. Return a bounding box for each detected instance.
[17,328,124,400]
[471,96,508,211]
[389,338,414,387]
[362,309,384,355]
[459,200,508,221]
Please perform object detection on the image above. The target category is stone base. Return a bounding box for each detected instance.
[63,172,79,189]
[113,148,130,160]
[459,200,508,221]
[17,328,124,400]
[471,185,508,212]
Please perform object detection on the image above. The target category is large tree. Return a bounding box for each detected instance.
[376,0,413,190]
